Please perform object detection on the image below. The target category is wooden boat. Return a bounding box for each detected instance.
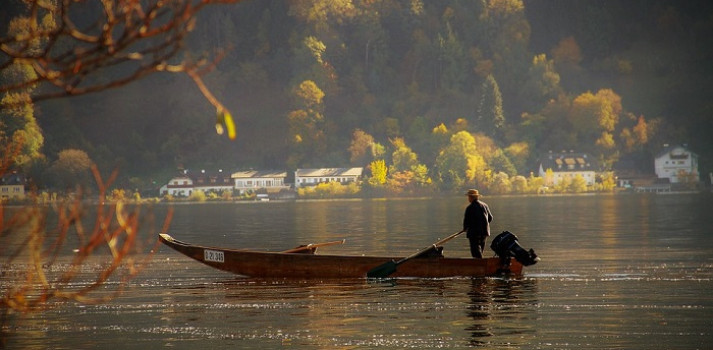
[158,233,523,278]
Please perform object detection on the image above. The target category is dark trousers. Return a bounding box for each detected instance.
[469,236,487,258]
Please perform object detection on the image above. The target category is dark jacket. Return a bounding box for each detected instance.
[463,200,493,239]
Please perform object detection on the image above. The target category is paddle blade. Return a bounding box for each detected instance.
[366,260,398,278]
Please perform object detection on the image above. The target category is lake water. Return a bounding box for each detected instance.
[2,194,713,349]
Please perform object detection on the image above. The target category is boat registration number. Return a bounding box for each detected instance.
[204,249,225,263]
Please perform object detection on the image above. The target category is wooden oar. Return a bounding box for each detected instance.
[366,230,465,278]
[281,239,346,254]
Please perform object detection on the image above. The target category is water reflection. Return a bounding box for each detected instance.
[466,277,538,347]
[4,195,713,349]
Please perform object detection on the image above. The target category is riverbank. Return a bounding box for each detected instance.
[3,184,711,207]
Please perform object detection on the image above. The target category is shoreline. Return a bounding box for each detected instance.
[3,187,710,207]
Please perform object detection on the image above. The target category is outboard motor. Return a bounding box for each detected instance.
[490,231,539,266]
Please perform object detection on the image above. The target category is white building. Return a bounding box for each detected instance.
[160,174,194,197]
[160,170,233,197]
[1,172,27,200]
[294,168,363,188]
[191,170,233,194]
[654,144,699,183]
[538,151,596,186]
[231,170,289,194]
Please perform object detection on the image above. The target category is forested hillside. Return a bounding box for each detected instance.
[3,0,712,191]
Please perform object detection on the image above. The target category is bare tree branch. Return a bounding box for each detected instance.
[1,0,241,138]
[1,165,173,312]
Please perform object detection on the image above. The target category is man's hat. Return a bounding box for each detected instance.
[465,189,479,196]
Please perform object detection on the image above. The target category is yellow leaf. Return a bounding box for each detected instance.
[224,110,236,140]
[215,108,236,139]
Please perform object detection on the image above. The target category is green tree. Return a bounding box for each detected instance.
[390,138,420,173]
[476,74,505,141]
[489,149,517,176]
[371,142,386,160]
[519,95,571,152]
[438,22,468,91]
[411,163,432,187]
[429,123,450,151]
[292,36,339,95]
[388,138,431,192]
[504,142,529,174]
[381,117,401,140]
[478,0,531,117]
[405,116,434,162]
[435,131,486,190]
[520,54,562,113]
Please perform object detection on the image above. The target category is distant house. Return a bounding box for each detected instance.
[654,144,699,183]
[1,172,27,200]
[294,168,363,188]
[160,174,194,197]
[538,151,596,186]
[191,169,234,194]
[160,169,233,197]
[231,170,289,194]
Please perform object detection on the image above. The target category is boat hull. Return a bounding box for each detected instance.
[158,233,523,278]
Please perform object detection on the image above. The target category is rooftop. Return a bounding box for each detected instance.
[540,151,595,172]
[296,168,363,177]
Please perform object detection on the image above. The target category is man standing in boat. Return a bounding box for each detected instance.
[463,189,492,258]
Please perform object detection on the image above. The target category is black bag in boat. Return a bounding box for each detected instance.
[490,231,539,266]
